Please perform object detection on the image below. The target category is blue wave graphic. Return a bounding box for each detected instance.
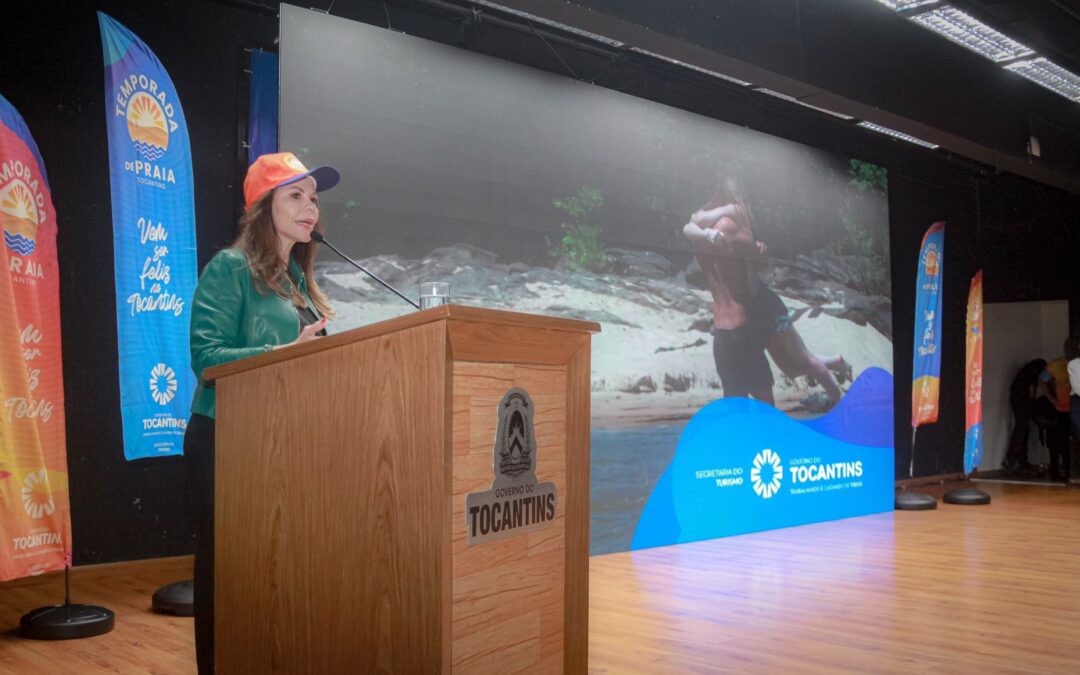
[133,140,166,162]
[631,371,895,550]
[4,231,36,256]
[801,367,894,447]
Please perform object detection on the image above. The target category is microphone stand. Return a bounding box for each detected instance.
[311,232,420,309]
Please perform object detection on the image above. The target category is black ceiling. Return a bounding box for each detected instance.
[966,0,1080,71]
[543,0,1080,195]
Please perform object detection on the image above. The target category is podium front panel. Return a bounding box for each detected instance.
[214,321,449,673]
[211,309,593,673]
[451,362,568,673]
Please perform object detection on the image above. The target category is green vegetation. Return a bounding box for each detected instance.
[848,159,888,195]
[548,187,608,271]
[826,160,890,294]
[829,162,889,264]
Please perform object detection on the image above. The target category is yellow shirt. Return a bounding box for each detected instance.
[1045,358,1071,411]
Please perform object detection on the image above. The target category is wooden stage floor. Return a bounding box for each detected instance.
[2,482,1077,673]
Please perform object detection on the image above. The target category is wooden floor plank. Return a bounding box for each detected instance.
[1,483,1077,673]
[0,556,194,675]
[590,482,1080,674]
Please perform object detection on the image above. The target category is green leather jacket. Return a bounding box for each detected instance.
[189,248,321,419]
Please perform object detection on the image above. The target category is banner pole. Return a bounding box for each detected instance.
[898,222,943,511]
[910,426,917,479]
[19,564,115,640]
[945,270,990,505]
[897,426,937,509]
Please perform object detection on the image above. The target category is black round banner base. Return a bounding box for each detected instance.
[943,488,991,506]
[152,579,194,616]
[20,604,115,640]
[895,491,938,510]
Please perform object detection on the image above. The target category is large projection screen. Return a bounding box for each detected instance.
[281,5,894,556]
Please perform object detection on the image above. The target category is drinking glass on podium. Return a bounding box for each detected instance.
[419,282,449,310]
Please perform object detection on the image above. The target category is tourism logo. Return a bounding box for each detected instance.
[126,91,170,161]
[922,243,940,277]
[750,448,783,499]
[0,173,43,256]
[113,74,180,186]
[149,362,178,405]
[21,469,55,519]
[284,153,306,172]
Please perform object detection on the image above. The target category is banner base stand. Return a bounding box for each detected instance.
[19,566,114,640]
[20,604,115,640]
[943,488,991,505]
[895,491,938,510]
[152,579,194,616]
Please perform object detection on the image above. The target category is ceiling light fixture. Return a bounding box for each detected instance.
[910,6,1034,63]
[753,88,854,120]
[857,121,940,149]
[874,0,940,11]
[630,47,753,86]
[1005,57,1080,101]
[469,0,625,47]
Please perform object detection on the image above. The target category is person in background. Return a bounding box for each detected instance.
[1004,358,1047,473]
[1066,335,1080,481]
[1040,354,1072,481]
[184,151,339,674]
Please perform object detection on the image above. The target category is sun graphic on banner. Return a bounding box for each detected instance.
[126,92,170,160]
[1,179,40,255]
[923,248,940,277]
[21,469,55,519]
[750,448,783,500]
[149,363,178,405]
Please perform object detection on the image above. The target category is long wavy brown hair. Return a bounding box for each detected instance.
[233,189,335,318]
[705,173,755,233]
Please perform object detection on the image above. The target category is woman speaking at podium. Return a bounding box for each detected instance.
[184,152,339,673]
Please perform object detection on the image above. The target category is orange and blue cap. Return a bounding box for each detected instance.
[243,152,340,211]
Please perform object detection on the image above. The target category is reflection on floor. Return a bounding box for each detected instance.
[590,481,1080,673]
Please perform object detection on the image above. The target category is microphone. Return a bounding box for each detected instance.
[310,231,421,309]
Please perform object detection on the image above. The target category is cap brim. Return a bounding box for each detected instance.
[279,165,341,193]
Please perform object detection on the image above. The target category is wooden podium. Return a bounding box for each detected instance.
[205,305,599,673]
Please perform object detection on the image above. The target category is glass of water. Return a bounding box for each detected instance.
[419,281,450,310]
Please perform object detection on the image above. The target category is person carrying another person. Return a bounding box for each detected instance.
[682,173,850,407]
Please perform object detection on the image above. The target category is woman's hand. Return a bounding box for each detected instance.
[294,318,327,344]
[273,318,327,350]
